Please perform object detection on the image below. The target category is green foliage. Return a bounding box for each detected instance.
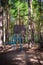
[34,34,39,43]
[32,0,43,43]
[9,0,28,35]
[32,0,43,28]
[10,1,28,17]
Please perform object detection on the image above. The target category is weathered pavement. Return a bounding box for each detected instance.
[0,45,43,65]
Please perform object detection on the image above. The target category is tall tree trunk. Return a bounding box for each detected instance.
[31,25,34,42]
[28,0,31,48]
[6,7,10,42]
[38,0,43,48]
[0,6,3,47]
[28,0,34,47]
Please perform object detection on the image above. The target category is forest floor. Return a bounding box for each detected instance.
[0,44,43,65]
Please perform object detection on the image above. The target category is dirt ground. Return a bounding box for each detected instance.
[0,44,43,65]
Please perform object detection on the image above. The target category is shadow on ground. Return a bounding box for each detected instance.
[0,47,43,65]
